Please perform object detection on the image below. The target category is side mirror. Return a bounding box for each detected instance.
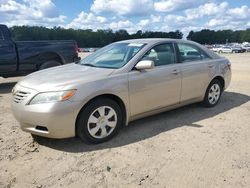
[135,60,154,70]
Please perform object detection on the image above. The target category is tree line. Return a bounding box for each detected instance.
[9,26,183,47]
[187,29,250,44]
[9,26,250,46]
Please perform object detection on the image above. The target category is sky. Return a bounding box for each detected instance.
[0,0,250,36]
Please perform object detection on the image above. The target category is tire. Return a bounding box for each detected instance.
[219,50,222,53]
[203,79,222,107]
[31,134,41,141]
[76,98,123,144]
[39,60,61,70]
[31,134,48,143]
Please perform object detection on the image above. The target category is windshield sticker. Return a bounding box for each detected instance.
[128,43,144,47]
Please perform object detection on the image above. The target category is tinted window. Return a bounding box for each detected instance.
[178,43,210,63]
[142,43,175,66]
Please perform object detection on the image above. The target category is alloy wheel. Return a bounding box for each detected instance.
[208,83,221,105]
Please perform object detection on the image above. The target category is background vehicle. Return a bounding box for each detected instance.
[0,24,79,78]
[78,48,87,52]
[212,45,222,52]
[218,46,244,53]
[204,45,213,49]
[12,39,231,144]
[242,44,250,52]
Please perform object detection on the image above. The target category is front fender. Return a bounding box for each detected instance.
[71,73,130,125]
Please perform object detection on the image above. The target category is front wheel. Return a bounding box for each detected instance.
[76,98,122,144]
[203,79,222,107]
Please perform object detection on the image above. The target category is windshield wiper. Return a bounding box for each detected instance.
[82,63,97,67]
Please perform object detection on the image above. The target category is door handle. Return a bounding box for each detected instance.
[208,64,214,68]
[171,70,180,75]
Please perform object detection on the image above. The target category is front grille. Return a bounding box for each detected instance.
[13,90,30,103]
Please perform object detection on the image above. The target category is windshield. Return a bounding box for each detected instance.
[78,42,145,69]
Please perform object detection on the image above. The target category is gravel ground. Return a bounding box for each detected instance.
[0,53,250,188]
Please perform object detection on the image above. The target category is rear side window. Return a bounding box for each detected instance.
[142,43,176,66]
[177,43,210,63]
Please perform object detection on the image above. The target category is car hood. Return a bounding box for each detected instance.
[18,63,115,92]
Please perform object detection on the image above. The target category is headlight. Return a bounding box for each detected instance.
[29,90,76,105]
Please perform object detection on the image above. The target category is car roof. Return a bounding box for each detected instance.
[116,38,184,44]
[116,38,206,47]
[116,38,221,59]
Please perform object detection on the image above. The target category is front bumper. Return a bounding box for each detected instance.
[11,84,83,138]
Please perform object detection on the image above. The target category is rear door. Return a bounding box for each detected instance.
[0,26,17,73]
[129,43,182,116]
[176,42,214,102]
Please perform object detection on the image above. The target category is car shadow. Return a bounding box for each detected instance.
[0,82,16,94]
[35,91,250,153]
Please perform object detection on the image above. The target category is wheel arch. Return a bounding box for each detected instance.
[203,75,225,100]
[212,75,225,89]
[75,93,128,135]
[36,51,65,69]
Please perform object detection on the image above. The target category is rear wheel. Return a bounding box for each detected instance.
[203,79,222,107]
[39,60,61,70]
[76,98,122,144]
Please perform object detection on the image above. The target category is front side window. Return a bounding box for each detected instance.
[142,43,176,66]
[79,43,145,69]
[177,43,210,63]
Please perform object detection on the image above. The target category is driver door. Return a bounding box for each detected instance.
[128,43,182,117]
[0,37,17,73]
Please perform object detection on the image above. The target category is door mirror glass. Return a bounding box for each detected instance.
[135,60,154,70]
